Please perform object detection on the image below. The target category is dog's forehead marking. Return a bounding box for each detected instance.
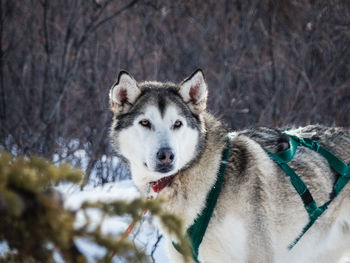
[138,85,181,116]
[142,105,162,121]
[158,95,166,117]
[143,103,181,123]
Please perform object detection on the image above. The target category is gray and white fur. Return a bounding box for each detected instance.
[109,69,350,263]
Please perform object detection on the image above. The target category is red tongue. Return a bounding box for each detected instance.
[151,174,176,193]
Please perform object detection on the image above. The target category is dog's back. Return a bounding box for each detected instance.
[213,125,350,263]
[240,125,350,161]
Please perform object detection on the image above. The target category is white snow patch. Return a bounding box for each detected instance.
[0,241,9,257]
[57,180,139,211]
[57,180,171,263]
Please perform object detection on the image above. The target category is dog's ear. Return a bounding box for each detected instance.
[109,71,141,115]
[179,69,208,114]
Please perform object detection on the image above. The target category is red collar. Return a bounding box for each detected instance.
[151,174,177,193]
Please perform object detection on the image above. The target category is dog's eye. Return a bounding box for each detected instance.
[139,119,151,128]
[173,120,182,129]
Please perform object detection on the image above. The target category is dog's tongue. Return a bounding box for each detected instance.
[151,174,176,193]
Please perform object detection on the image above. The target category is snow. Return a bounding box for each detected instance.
[0,241,9,257]
[57,180,171,263]
[59,180,139,210]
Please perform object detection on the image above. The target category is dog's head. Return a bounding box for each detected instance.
[109,69,208,192]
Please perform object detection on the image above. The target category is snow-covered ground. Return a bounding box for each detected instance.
[57,180,171,263]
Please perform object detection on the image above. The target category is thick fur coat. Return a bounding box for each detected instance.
[109,69,350,263]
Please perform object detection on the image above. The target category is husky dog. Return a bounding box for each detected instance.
[109,69,350,263]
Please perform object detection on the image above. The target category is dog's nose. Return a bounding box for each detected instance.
[157,147,175,165]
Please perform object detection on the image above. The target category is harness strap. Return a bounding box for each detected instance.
[172,133,232,263]
[289,135,349,178]
[267,137,317,211]
[286,134,350,198]
[268,133,350,249]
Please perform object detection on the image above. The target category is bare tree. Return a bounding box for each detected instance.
[0,0,349,183]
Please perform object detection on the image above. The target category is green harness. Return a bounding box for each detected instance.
[173,132,350,263]
[268,132,350,249]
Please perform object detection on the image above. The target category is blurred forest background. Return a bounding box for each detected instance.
[0,0,349,184]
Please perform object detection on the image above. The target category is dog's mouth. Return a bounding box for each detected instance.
[150,174,177,193]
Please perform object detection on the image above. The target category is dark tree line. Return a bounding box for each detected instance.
[0,0,349,183]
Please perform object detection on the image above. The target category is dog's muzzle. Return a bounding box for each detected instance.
[155,147,175,173]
